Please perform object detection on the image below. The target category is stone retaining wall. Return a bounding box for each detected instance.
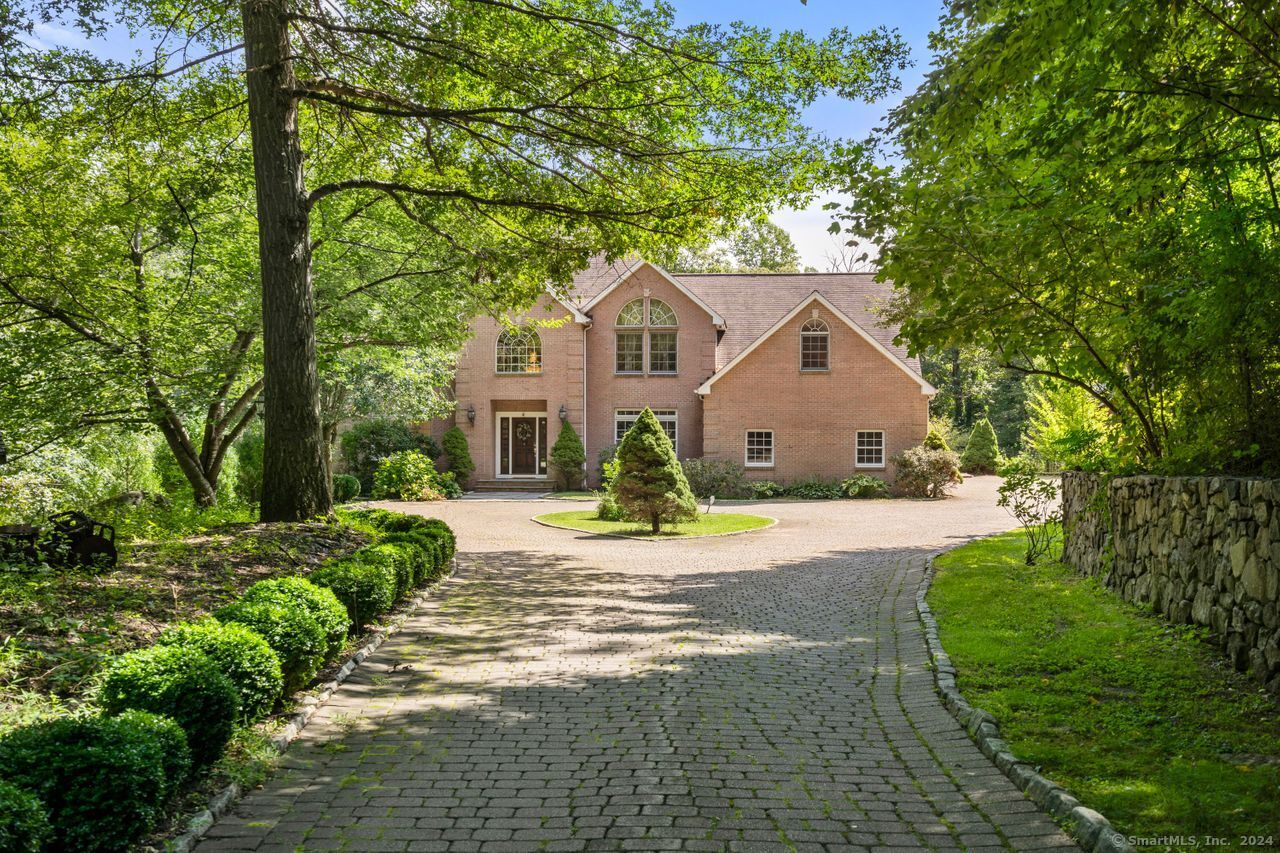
[1062,472,1280,692]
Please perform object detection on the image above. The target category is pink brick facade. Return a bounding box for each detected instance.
[440,260,933,488]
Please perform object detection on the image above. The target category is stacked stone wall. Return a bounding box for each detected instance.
[1062,473,1280,691]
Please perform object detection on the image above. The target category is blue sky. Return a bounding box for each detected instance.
[673,0,945,267]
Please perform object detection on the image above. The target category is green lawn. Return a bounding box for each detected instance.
[533,509,773,538]
[930,531,1280,849]
[543,491,598,501]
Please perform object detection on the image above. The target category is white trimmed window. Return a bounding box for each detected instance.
[800,317,830,371]
[615,409,678,446]
[614,297,678,375]
[856,431,885,468]
[495,327,542,374]
[745,430,774,467]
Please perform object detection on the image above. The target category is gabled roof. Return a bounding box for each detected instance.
[695,290,937,397]
[576,260,726,328]
[543,289,591,324]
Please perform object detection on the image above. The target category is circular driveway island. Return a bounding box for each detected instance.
[199,477,1077,852]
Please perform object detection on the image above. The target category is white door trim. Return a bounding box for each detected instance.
[495,411,549,479]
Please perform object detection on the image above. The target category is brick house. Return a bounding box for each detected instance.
[439,257,935,490]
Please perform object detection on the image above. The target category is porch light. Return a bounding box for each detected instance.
[558,404,568,421]
[466,404,476,424]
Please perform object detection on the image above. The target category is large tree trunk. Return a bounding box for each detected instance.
[241,0,332,521]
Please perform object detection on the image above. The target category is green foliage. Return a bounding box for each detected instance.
[1026,380,1118,472]
[234,428,265,505]
[680,458,752,499]
[374,515,456,562]
[157,619,283,722]
[840,475,889,499]
[658,218,804,273]
[958,418,1001,474]
[215,598,328,694]
[378,533,441,585]
[340,420,433,495]
[0,711,190,852]
[922,428,951,452]
[311,557,397,629]
[240,578,349,660]
[440,427,475,488]
[996,462,1062,565]
[332,474,362,503]
[609,408,698,533]
[360,543,414,598]
[750,481,785,499]
[840,1,1280,476]
[930,531,1280,842]
[372,450,443,501]
[98,644,239,767]
[549,422,587,491]
[536,510,772,538]
[0,780,50,852]
[779,479,845,500]
[892,446,962,498]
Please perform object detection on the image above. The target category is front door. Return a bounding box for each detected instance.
[511,417,537,475]
[498,413,548,477]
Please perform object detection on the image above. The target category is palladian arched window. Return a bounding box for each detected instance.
[800,317,829,371]
[495,327,542,374]
[615,297,678,374]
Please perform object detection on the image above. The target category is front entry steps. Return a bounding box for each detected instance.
[470,479,551,493]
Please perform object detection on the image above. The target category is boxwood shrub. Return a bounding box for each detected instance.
[0,711,190,852]
[362,542,415,598]
[0,780,50,852]
[157,619,284,722]
[380,532,439,585]
[216,597,328,693]
[333,473,362,503]
[98,644,239,767]
[311,556,397,628]
[240,578,350,659]
[378,515,455,561]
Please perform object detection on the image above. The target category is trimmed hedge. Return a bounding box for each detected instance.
[239,577,350,659]
[0,711,190,852]
[216,596,328,693]
[98,644,239,767]
[0,780,50,852]
[377,515,455,561]
[311,557,396,628]
[157,619,284,722]
[380,532,440,584]
[362,542,415,598]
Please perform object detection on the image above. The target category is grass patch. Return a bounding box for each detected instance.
[544,491,598,501]
[930,530,1280,847]
[533,509,772,538]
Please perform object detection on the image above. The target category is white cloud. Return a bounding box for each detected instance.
[771,193,880,272]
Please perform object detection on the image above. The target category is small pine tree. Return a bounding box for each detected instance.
[441,426,475,488]
[922,427,951,451]
[959,417,1001,473]
[549,421,586,491]
[610,408,698,533]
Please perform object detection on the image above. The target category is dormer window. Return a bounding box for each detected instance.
[615,297,678,374]
[495,327,542,374]
[800,317,829,371]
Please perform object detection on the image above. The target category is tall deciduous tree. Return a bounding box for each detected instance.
[838,0,1280,475]
[5,0,907,519]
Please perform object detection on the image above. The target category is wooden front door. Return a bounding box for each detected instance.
[510,417,538,475]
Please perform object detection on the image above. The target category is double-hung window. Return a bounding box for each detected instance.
[615,409,678,446]
[856,431,885,468]
[614,297,678,374]
[745,430,774,467]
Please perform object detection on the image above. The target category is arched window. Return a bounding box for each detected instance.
[495,327,542,374]
[615,297,678,374]
[616,299,645,327]
[801,317,829,371]
[648,299,677,327]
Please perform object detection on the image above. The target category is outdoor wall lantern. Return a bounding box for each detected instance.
[558,404,568,421]
[466,404,476,424]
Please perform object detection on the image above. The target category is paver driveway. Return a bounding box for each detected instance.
[200,477,1077,852]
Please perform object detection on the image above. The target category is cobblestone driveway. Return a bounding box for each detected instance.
[200,477,1076,852]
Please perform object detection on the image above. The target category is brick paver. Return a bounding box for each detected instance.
[199,477,1077,851]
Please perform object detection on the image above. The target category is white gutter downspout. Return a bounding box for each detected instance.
[581,321,590,485]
